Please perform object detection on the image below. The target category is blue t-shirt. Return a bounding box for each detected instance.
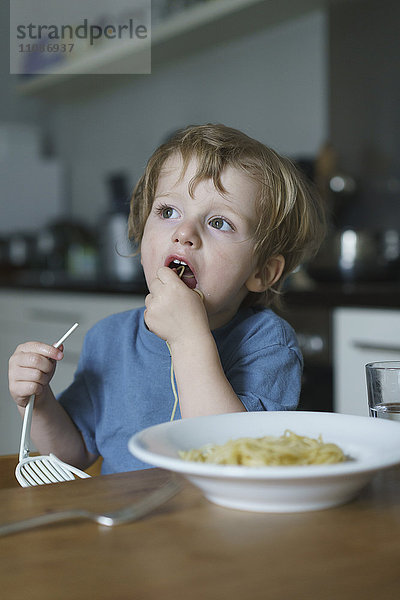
[58,306,302,474]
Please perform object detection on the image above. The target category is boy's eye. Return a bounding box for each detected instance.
[209,217,232,231]
[157,205,179,219]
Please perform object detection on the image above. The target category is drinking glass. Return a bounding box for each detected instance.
[366,361,400,421]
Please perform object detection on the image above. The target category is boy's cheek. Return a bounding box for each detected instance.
[139,244,154,279]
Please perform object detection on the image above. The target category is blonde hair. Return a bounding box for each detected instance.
[128,123,325,308]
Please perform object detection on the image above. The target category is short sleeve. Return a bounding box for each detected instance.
[213,307,303,413]
[227,343,302,412]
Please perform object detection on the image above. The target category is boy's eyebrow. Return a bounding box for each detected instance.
[214,200,249,219]
[154,191,179,200]
[217,200,241,214]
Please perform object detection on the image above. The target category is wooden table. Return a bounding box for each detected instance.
[1,466,400,600]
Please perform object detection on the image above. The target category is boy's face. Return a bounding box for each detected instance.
[140,154,262,329]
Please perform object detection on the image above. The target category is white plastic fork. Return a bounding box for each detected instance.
[15,323,90,487]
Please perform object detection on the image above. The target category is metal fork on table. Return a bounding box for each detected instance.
[0,478,182,537]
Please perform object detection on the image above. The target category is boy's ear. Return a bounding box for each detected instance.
[245,255,285,293]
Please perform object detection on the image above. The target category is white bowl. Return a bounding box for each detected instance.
[129,411,400,513]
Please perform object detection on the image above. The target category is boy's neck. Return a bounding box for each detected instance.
[208,289,253,330]
[208,307,241,331]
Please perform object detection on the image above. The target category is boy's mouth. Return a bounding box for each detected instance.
[166,258,197,290]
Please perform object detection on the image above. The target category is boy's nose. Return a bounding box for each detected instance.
[172,221,201,248]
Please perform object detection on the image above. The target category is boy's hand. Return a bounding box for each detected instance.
[8,342,63,408]
[144,266,209,346]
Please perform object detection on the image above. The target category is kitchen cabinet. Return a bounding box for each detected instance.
[0,290,145,455]
[333,307,400,416]
[17,0,327,98]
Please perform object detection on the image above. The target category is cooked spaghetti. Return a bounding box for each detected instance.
[179,430,346,466]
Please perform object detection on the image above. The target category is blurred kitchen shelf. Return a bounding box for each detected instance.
[16,0,326,99]
[3,268,400,308]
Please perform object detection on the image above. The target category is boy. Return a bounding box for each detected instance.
[8,124,325,474]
